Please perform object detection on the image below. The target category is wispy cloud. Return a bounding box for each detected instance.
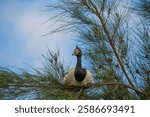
[0,0,75,70]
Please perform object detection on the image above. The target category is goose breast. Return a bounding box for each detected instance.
[63,68,92,86]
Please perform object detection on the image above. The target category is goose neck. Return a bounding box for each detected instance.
[76,56,82,69]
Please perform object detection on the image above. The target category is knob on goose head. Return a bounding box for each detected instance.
[72,46,82,57]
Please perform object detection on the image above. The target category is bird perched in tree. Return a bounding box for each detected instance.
[63,46,92,86]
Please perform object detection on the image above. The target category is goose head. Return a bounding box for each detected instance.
[72,46,82,57]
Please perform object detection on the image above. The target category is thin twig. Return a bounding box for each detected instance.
[88,82,146,96]
[75,87,85,99]
[86,1,142,98]
[5,82,147,96]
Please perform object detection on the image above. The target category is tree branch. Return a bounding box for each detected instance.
[4,82,147,96]
[88,0,135,88]
[88,82,147,96]
[84,1,143,98]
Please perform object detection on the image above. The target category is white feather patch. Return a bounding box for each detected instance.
[63,68,92,86]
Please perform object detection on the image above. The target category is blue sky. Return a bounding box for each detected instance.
[0,0,77,71]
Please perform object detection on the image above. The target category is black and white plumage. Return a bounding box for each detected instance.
[63,46,92,86]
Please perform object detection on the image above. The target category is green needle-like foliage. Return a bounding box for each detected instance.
[44,0,149,99]
[0,0,149,100]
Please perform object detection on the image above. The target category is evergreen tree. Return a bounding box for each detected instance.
[131,0,150,98]
[0,0,149,99]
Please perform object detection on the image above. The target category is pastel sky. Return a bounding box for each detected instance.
[0,0,77,72]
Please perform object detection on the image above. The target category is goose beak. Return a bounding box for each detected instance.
[72,53,75,56]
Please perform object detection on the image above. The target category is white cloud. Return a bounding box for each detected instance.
[17,7,75,66]
[1,1,76,70]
